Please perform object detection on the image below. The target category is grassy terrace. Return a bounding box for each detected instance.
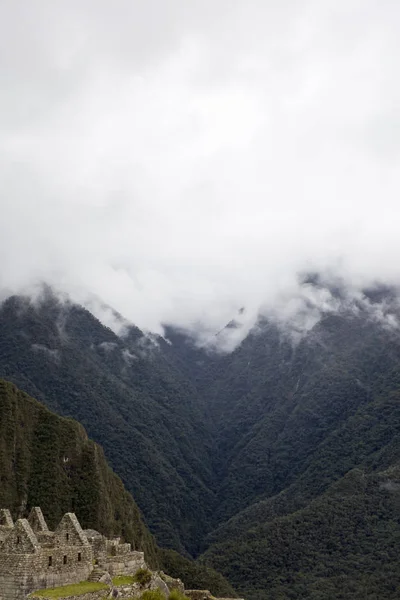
[112,575,135,585]
[29,581,108,598]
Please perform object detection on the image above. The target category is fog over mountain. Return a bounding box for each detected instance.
[1,0,400,340]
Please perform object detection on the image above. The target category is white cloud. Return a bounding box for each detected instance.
[1,0,400,337]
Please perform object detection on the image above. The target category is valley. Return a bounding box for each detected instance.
[1,285,400,599]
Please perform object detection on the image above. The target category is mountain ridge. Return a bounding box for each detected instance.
[1,285,400,599]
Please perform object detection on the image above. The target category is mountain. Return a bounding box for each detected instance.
[1,284,400,599]
[200,381,400,598]
[0,377,158,565]
[164,302,400,513]
[162,289,400,598]
[201,307,400,523]
[0,291,216,555]
[0,377,237,598]
[202,465,400,600]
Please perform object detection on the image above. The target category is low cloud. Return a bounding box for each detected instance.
[31,344,60,362]
[1,1,400,343]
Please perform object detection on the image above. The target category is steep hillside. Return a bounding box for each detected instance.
[0,293,215,554]
[202,465,400,600]
[206,388,400,547]
[183,303,400,525]
[162,290,400,598]
[2,284,400,599]
[158,548,237,597]
[201,377,400,598]
[0,377,237,598]
[0,377,158,565]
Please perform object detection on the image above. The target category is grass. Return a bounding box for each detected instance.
[112,575,135,586]
[168,591,190,600]
[30,581,108,598]
[139,591,165,600]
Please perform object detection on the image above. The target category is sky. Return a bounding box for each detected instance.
[1,0,400,338]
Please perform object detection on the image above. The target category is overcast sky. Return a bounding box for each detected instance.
[1,0,400,336]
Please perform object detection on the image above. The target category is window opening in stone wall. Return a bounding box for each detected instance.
[66,533,69,541]
[48,556,52,567]
[16,536,20,545]
[78,552,82,562]
[63,555,67,565]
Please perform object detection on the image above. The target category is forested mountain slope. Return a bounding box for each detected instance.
[0,377,158,564]
[0,377,237,598]
[0,293,216,554]
[201,388,400,598]
[163,290,400,598]
[200,308,400,524]
[164,295,400,524]
[202,465,400,600]
[2,284,400,599]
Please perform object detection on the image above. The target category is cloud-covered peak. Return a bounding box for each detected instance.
[1,1,400,337]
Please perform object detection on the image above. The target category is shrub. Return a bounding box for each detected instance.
[134,568,153,586]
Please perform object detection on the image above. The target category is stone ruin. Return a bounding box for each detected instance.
[0,507,244,600]
[0,507,145,600]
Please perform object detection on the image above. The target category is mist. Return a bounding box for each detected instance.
[1,0,400,341]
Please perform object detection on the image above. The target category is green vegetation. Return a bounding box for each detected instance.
[134,568,153,585]
[164,291,400,599]
[0,292,215,555]
[0,378,157,565]
[139,591,165,600]
[202,465,400,599]
[127,590,190,600]
[159,548,236,598]
[168,590,190,600]
[0,375,234,596]
[112,575,135,586]
[196,311,400,598]
[5,285,400,599]
[30,581,107,597]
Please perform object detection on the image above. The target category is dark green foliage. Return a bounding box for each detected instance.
[201,465,400,599]
[4,285,400,599]
[0,376,235,595]
[199,312,400,524]
[0,378,158,566]
[158,548,237,598]
[0,293,215,555]
[164,298,400,599]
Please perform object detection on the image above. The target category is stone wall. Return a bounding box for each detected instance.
[0,512,93,600]
[30,592,108,600]
[0,550,93,600]
[103,550,146,576]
